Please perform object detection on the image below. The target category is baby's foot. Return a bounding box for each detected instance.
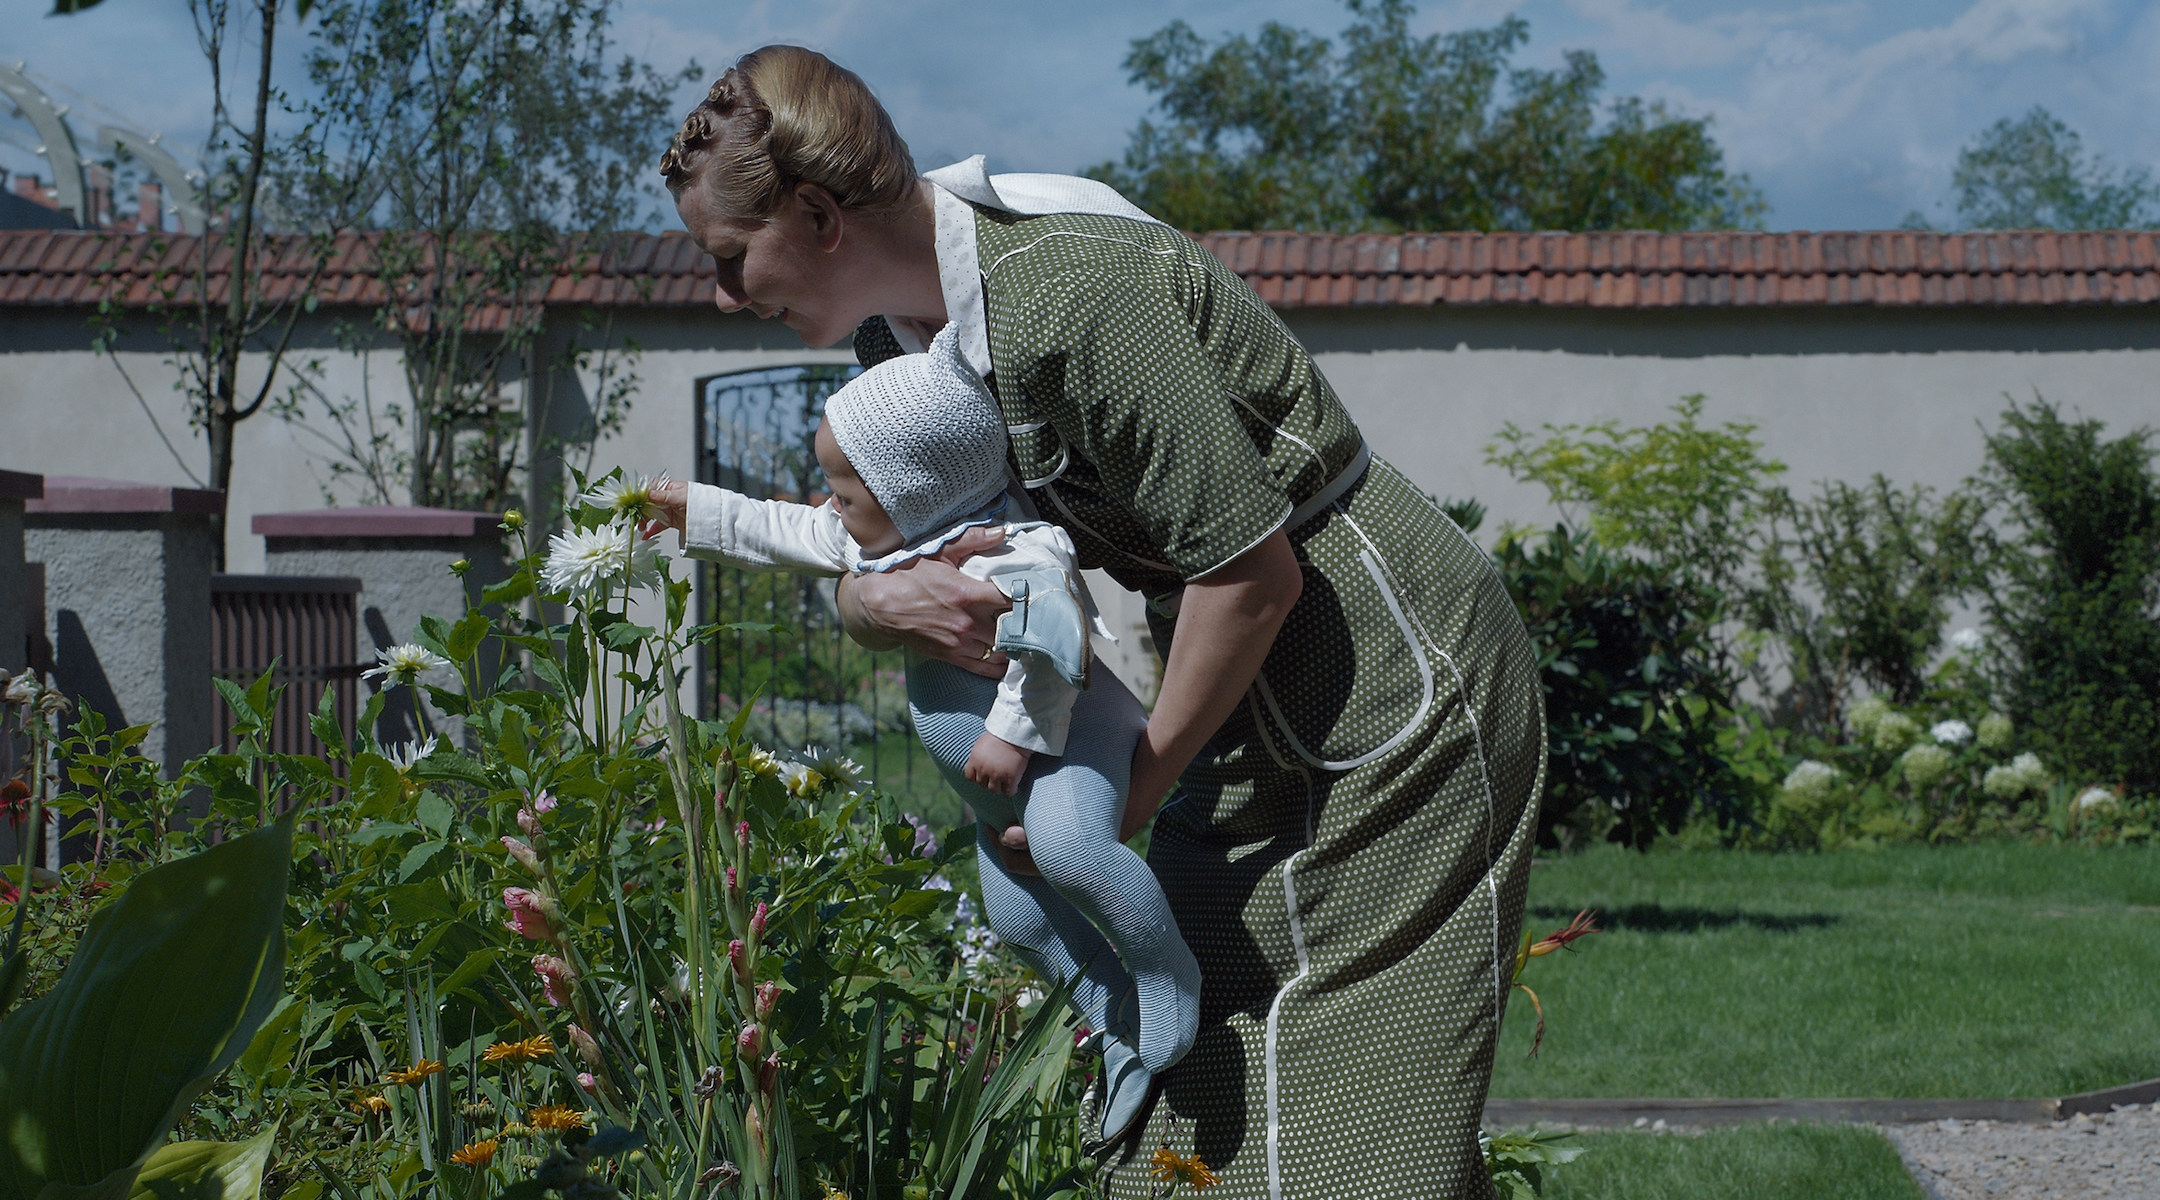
[1098,1036,1153,1145]
[1133,931,1202,1072]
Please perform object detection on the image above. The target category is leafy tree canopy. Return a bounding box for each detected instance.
[1944,106,2159,230]
[1086,0,1766,233]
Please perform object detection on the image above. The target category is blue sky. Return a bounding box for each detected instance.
[6,0,2157,231]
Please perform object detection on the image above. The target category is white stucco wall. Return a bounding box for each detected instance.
[1287,305,2160,539]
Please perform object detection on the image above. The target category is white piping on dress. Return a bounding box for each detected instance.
[984,229,1181,280]
[1252,545,1435,772]
[1249,705,1316,1200]
[1339,503,1514,1035]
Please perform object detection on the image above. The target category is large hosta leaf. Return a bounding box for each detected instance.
[0,816,292,1200]
[124,1130,278,1200]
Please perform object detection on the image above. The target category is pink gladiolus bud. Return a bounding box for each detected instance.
[728,939,748,983]
[736,820,750,850]
[736,1023,761,1060]
[502,837,541,873]
[759,1052,780,1094]
[532,791,558,814]
[503,888,557,941]
[532,954,576,1007]
[724,866,739,896]
[568,1023,602,1067]
[517,790,557,836]
[749,901,769,941]
[578,1071,598,1092]
[745,1103,766,1154]
[755,981,780,1019]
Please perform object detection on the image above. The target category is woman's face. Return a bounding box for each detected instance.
[676,181,860,350]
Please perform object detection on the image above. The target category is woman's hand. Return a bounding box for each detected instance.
[836,527,1013,678]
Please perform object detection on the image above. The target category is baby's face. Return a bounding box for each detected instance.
[814,421,904,555]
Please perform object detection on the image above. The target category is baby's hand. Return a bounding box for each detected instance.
[964,731,1033,796]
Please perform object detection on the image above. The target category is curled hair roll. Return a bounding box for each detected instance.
[659,46,916,220]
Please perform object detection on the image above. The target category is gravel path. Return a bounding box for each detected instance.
[1883,1104,2160,1199]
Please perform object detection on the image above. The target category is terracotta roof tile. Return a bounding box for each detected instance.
[6,227,2159,313]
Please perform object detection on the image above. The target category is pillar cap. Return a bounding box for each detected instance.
[25,475,222,514]
[253,506,504,538]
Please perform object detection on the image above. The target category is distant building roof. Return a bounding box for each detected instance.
[3,227,2157,312]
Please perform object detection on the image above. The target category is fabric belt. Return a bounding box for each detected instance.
[1148,439,1371,619]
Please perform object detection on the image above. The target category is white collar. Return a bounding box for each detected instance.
[883,156,1165,379]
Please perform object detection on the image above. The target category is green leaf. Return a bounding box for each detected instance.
[438,948,499,999]
[236,997,305,1080]
[0,817,291,1200]
[125,1129,276,1200]
[415,793,456,838]
[0,953,24,1017]
[447,613,491,664]
[396,840,448,883]
[481,571,534,608]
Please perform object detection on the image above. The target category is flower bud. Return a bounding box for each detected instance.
[724,866,739,896]
[503,509,526,531]
[450,558,472,577]
[758,1052,780,1094]
[736,1023,762,1061]
[755,981,780,1019]
[736,820,751,852]
[578,1072,597,1092]
[503,888,558,941]
[728,939,749,984]
[502,837,541,873]
[567,1024,602,1067]
[532,954,576,1007]
[749,901,769,942]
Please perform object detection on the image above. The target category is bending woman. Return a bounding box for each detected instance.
[652,46,1546,1200]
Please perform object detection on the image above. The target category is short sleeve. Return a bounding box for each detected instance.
[1005,271,1292,580]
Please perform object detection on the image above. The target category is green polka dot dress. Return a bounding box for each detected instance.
[859,207,1547,1200]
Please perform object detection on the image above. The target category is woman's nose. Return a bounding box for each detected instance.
[713,281,750,313]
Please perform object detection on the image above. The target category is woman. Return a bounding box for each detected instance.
[651,46,1545,1200]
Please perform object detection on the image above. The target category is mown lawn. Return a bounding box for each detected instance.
[1541,1125,1924,1200]
[1490,842,2160,1099]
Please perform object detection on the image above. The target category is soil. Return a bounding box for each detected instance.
[1883,1104,2160,1199]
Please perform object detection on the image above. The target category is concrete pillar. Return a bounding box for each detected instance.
[23,476,221,779]
[255,507,507,748]
[0,470,37,675]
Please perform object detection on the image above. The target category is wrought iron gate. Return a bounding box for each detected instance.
[694,364,944,809]
[210,575,362,756]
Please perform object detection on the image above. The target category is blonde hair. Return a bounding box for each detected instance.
[659,46,917,220]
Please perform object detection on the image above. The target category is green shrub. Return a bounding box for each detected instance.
[1972,399,2160,795]
[1494,525,1759,850]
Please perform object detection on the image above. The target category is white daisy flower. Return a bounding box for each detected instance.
[384,735,438,774]
[362,643,454,689]
[777,760,825,799]
[541,521,663,596]
[1929,719,1973,746]
[802,746,862,787]
[579,471,669,521]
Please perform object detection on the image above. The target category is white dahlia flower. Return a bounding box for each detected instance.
[542,522,663,596]
[363,643,453,689]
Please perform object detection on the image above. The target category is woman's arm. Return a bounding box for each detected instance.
[1127,529,1302,834]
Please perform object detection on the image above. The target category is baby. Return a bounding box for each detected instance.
[672,325,1198,1141]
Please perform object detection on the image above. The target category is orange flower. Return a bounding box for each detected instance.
[384,1059,445,1087]
[483,1034,555,1063]
[1149,1147,1219,1190]
[449,1139,498,1167]
[349,1092,390,1117]
[526,1104,587,1132]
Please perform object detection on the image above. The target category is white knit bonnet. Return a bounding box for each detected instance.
[823,323,1010,546]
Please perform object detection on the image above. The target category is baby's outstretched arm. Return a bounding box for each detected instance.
[646,479,856,576]
[964,731,1033,796]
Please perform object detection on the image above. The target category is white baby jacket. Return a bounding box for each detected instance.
[680,481,1111,756]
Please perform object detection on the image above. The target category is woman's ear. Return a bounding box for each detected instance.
[794,181,846,253]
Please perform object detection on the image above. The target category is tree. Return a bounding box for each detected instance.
[63,0,362,569]
[275,0,689,515]
[1952,107,2158,230]
[1088,0,1764,233]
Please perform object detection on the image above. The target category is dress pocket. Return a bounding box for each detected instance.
[1251,511,1435,771]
